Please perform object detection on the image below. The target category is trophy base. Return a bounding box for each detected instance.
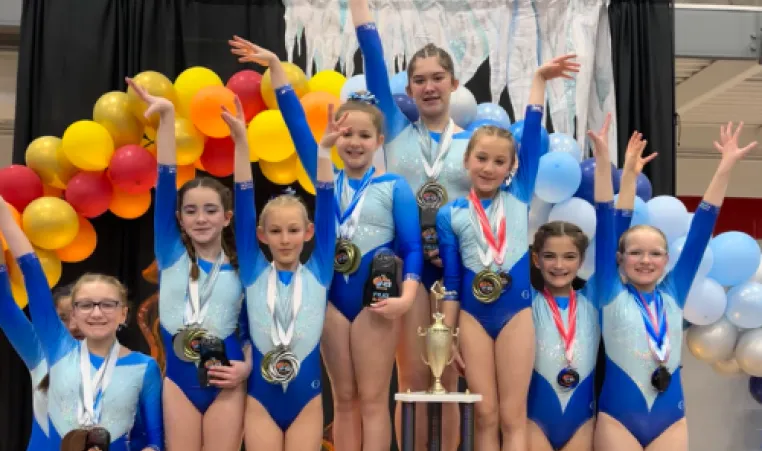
[427,378,447,395]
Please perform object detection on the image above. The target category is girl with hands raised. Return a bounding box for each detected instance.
[127,76,250,451]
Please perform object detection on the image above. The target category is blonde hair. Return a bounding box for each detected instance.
[71,273,128,305]
[617,224,668,254]
[258,194,310,228]
[464,125,516,164]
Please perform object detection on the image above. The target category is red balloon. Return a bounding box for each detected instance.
[200,137,235,177]
[226,70,266,122]
[0,165,44,212]
[108,145,158,194]
[64,172,113,218]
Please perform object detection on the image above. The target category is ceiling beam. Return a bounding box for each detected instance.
[675,5,762,60]
[676,60,762,115]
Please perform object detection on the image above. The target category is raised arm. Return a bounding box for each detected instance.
[511,55,579,203]
[138,359,164,451]
[311,145,338,286]
[126,77,185,270]
[350,0,407,140]
[0,253,45,371]
[615,131,657,240]
[230,37,321,182]
[669,122,755,305]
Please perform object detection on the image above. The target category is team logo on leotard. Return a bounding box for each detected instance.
[311,379,321,390]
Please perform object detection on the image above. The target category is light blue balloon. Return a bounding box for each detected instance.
[709,231,762,287]
[665,235,714,279]
[474,103,511,129]
[548,197,597,238]
[549,133,582,161]
[340,74,367,101]
[646,196,689,244]
[534,152,581,204]
[725,281,762,329]
[390,71,408,96]
[614,194,650,227]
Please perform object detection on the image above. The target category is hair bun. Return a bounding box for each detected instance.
[347,91,379,106]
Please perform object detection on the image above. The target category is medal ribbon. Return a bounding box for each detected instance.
[542,289,577,366]
[184,251,226,326]
[266,263,303,348]
[78,339,120,426]
[417,118,455,181]
[627,285,670,363]
[334,167,375,240]
[468,189,508,266]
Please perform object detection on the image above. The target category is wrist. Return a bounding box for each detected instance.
[318,146,332,159]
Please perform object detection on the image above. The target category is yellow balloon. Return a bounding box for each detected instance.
[142,127,157,156]
[261,62,309,109]
[22,197,79,250]
[308,70,347,98]
[127,71,178,128]
[25,136,78,189]
[8,247,62,287]
[259,154,299,185]
[296,158,315,195]
[174,67,224,118]
[93,91,144,148]
[61,120,115,171]
[10,280,28,309]
[247,110,295,163]
[175,118,206,165]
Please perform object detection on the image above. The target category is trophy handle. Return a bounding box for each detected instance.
[446,329,460,366]
[416,326,430,365]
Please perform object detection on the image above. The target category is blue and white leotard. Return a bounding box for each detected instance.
[0,264,49,450]
[235,176,335,431]
[436,104,545,339]
[154,165,245,413]
[22,253,164,450]
[356,22,473,291]
[527,203,631,449]
[597,201,719,447]
[276,85,424,322]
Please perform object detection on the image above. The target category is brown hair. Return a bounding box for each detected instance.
[177,177,238,280]
[407,43,456,80]
[258,194,310,229]
[38,274,129,393]
[532,221,590,260]
[617,224,668,254]
[335,92,385,135]
[464,125,517,165]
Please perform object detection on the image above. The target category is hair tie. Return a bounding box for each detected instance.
[347,91,379,106]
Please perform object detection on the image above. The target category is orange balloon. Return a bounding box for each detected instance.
[194,159,205,171]
[176,165,196,189]
[109,187,152,219]
[300,91,340,139]
[189,86,237,138]
[56,216,97,263]
[42,185,64,198]
[0,203,21,251]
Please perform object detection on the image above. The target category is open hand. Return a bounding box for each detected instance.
[714,121,758,164]
[320,103,349,149]
[229,35,278,67]
[537,54,580,81]
[622,131,657,174]
[586,113,612,161]
[207,360,252,389]
[125,77,175,118]
[220,95,247,143]
[369,295,414,320]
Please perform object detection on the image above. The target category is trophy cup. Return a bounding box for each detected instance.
[418,309,459,394]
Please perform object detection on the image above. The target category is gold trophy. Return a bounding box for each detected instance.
[418,307,459,394]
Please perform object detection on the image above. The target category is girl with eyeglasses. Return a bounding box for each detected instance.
[0,197,163,451]
[592,122,756,451]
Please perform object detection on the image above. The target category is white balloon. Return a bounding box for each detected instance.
[725,281,762,329]
[548,198,597,239]
[528,196,553,241]
[578,241,595,280]
[665,235,714,280]
[646,196,689,244]
[735,328,762,376]
[686,318,738,362]
[712,357,742,375]
[449,86,478,128]
[684,278,727,326]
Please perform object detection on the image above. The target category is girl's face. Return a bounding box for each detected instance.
[56,296,84,340]
[464,135,514,197]
[335,111,383,174]
[177,187,231,246]
[257,205,313,269]
[406,57,458,120]
[72,282,127,342]
[533,236,582,293]
[618,229,669,289]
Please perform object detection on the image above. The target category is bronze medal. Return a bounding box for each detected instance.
[557,367,580,390]
[334,239,361,274]
[416,181,448,209]
[472,270,503,304]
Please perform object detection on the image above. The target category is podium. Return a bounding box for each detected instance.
[394,391,482,451]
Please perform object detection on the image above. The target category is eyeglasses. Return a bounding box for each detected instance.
[73,299,121,314]
[623,250,668,261]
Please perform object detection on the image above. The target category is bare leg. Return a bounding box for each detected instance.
[243,396,284,451]
[202,383,246,451]
[284,396,324,451]
[163,378,203,451]
[645,418,687,451]
[594,413,644,451]
[561,418,594,451]
[528,420,554,451]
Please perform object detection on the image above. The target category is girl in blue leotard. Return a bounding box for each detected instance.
[527,120,656,451]
[0,197,164,451]
[216,88,335,451]
[228,37,424,451]
[592,122,757,451]
[435,56,578,451]
[126,77,251,451]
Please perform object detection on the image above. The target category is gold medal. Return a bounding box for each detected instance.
[172,327,207,362]
[260,349,275,383]
[334,239,361,274]
[472,270,503,304]
[416,181,448,209]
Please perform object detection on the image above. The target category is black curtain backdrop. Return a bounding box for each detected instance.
[2,1,675,449]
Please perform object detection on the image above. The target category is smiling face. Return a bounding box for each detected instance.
[335,109,384,174]
[257,197,313,269]
[531,221,588,295]
[406,56,458,120]
[71,280,127,342]
[177,185,232,246]
[618,226,669,290]
[464,130,515,197]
